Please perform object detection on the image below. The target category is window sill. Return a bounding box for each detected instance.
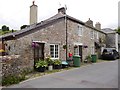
[51,58,59,60]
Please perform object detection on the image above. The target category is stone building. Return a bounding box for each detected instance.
[102,28,118,52]
[1,2,106,70]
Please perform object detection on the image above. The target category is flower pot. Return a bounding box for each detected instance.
[54,65,61,69]
[48,65,53,71]
[37,67,46,72]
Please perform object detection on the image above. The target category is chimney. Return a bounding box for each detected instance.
[85,18,93,27]
[95,22,101,30]
[58,7,66,14]
[30,1,38,25]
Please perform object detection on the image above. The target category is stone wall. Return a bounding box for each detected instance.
[1,55,30,77]
[4,19,66,70]
[106,33,115,48]
[67,19,106,60]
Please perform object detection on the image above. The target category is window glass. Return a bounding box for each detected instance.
[74,46,79,55]
[91,31,94,39]
[78,26,83,36]
[50,44,59,59]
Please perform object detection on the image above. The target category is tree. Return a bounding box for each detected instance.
[20,25,28,30]
[116,27,120,35]
[1,25,9,31]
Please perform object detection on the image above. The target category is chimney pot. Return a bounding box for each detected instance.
[58,7,66,14]
[95,22,101,30]
[85,18,93,27]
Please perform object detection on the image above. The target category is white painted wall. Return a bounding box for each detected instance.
[115,33,118,51]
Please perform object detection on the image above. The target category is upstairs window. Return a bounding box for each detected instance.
[90,31,94,39]
[96,32,99,39]
[78,25,83,36]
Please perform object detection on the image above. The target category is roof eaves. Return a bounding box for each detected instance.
[66,15,85,25]
[1,16,64,40]
[65,15,106,34]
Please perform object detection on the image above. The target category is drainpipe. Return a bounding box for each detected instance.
[65,7,68,61]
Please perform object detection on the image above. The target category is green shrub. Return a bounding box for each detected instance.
[45,57,53,65]
[35,60,48,68]
[2,74,26,86]
[85,55,92,63]
[53,59,62,65]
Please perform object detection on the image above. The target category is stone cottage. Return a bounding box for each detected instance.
[1,2,106,71]
[102,28,119,52]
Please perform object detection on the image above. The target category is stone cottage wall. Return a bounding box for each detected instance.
[106,33,115,48]
[67,19,95,60]
[4,19,66,70]
[4,17,106,72]
[66,19,106,60]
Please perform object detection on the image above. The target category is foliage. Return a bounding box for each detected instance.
[1,25,9,31]
[0,49,5,52]
[99,37,105,43]
[0,30,17,35]
[63,45,67,49]
[2,74,26,86]
[20,25,28,30]
[116,27,120,35]
[35,60,48,68]
[85,55,92,63]
[53,59,62,65]
[45,56,53,65]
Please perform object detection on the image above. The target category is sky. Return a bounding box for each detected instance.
[0,0,119,30]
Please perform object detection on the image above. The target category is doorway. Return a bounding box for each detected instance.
[79,46,82,62]
[34,43,44,62]
[74,45,83,62]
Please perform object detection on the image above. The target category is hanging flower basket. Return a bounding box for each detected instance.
[74,45,78,48]
[63,45,67,49]
[83,45,88,48]
[32,42,39,48]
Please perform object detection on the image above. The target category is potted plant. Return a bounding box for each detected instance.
[35,60,48,72]
[84,55,92,63]
[45,56,53,71]
[53,59,62,69]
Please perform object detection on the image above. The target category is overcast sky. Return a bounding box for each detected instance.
[0,0,119,30]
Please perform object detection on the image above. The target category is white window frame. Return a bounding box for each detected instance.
[74,46,79,55]
[78,25,83,36]
[50,44,59,59]
[96,32,99,40]
[91,31,94,39]
[91,46,95,54]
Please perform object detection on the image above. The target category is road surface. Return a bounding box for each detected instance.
[7,60,118,88]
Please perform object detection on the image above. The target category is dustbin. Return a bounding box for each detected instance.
[73,55,81,67]
[91,54,97,63]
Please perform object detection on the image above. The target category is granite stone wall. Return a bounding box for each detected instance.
[4,19,66,71]
[66,19,106,60]
[1,55,30,77]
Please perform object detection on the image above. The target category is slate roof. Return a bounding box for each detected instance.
[1,12,106,41]
[102,28,116,34]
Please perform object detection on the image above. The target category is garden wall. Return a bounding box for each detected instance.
[1,55,32,78]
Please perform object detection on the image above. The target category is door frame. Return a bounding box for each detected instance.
[79,45,83,62]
